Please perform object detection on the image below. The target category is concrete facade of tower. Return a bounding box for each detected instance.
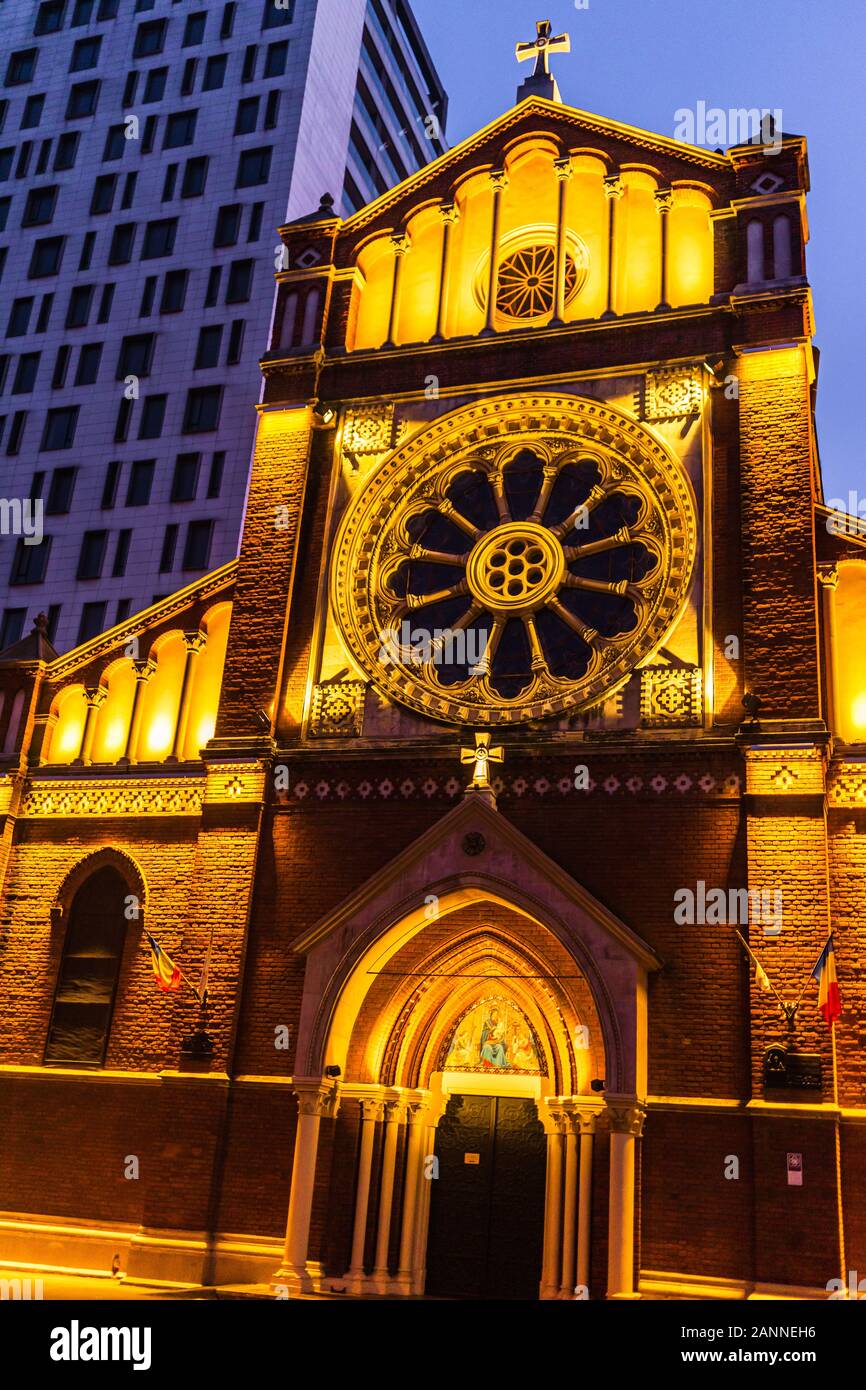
[0,0,447,653]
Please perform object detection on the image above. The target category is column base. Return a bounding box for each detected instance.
[341,1269,370,1296]
[272,1263,315,1298]
[368,1270,397,1295]
[600,309,618,320]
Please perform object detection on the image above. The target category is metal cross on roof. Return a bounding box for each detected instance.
[515,19,572,79]
[514,20,570,105]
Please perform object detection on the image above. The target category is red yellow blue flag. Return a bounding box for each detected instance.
[146,932,182,993]
[811,935,841,1025]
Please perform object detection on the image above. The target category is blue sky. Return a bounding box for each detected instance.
[412,0,864,502]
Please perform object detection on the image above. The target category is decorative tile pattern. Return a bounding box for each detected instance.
[310,681,366,737]
[644,368,703,420]
[342,405,395,457]
[640,667,703,727]
[21,779,205,818]
[284,762,741,804]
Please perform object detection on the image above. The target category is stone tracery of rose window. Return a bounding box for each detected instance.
[331,396,698,726]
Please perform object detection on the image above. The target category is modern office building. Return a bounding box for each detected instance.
[0,0,447,652]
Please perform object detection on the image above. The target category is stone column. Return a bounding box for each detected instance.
[274,1079,338,1297]
[481,169,509,335]
[654,188,673,310]
[411,1121,437,1294]
[559,1110,579,1297]
[171,630,205,761]
[38,711,59,766]
[371,1096,405,1294]
[384,232,411,348]
[345,1094,384,1294]
[432,201,459,342]
[601,174,623,318]
[540,1110,564,1300]
[78,687,107,766]
[606,1097,646,1299]
[124,659,156,764]
[552,155,573,323]
[576,1110,596,1296]
[396,1097,428,1295]
[817,564,840,734]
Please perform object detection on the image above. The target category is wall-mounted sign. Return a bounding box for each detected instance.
[787,1153,803,1187]
[464,1153,480,1165]
[763,1045,822,1090]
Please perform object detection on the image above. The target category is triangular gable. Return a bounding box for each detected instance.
[337,94,730,240]
[44,559,236,684]
[293,790,661,972]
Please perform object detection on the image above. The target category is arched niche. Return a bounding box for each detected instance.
[90,658,135,765]
[614,169,663,313]
[137,630,185,761]
[181,601,231,759]
[352,235,394,350]
[834,563,866,741]
[395,204,444,346]
[668,186,714,306]
[563,152,609,321]
[48,685,88,765]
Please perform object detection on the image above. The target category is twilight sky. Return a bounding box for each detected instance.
[411,0,864,504]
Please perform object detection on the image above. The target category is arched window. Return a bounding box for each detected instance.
[772,215,792,280]
[45,866,129,1066]
[746,220,765,282]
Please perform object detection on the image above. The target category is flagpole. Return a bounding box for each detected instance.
[831,1020,846,1291]
[822,792,846,1293]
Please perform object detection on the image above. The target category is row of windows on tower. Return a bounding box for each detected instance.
[0,324,246,398]
[22,450,224,521]
[0,385,224,458]
[10,22,292,103]
[3,254,256,335]
[29,0,293,48]
[9,515,216,592]
[1,131,274,189]
[0,38,291,142]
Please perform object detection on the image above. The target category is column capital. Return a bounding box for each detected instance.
[654,187,673,214]
[603,173,624,200]
[438,200,460,225]
[553,154,573,181]
[817,563,839,589]
[183,629,206,654]
[83,686,108,709]
[390,230,411,256]
[292,1077,340,1119]
[132,658,157,682]
[359,1095,385,1123]
[605,1096,646,1137]
[489,167,509,193]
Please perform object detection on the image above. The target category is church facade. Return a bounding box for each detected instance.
[1,64,866,1302]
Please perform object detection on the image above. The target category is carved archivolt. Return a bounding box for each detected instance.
[330,394,698,726]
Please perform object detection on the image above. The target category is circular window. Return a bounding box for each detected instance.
[496,244,578,319]
[473,227,589,322]
[330,395,698,727]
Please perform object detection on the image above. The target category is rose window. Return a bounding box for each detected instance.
[495,244,578,319]
[330,395,698,727]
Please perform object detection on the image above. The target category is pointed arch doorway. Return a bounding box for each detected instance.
[277,793,660,1300]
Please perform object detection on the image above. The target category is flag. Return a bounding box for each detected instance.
[811,935,841,1024]
[754,959,772,993]
[734,929,773,995]
[146,932,182,993]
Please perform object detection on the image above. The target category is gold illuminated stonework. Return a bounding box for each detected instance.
[330,394,698,726]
